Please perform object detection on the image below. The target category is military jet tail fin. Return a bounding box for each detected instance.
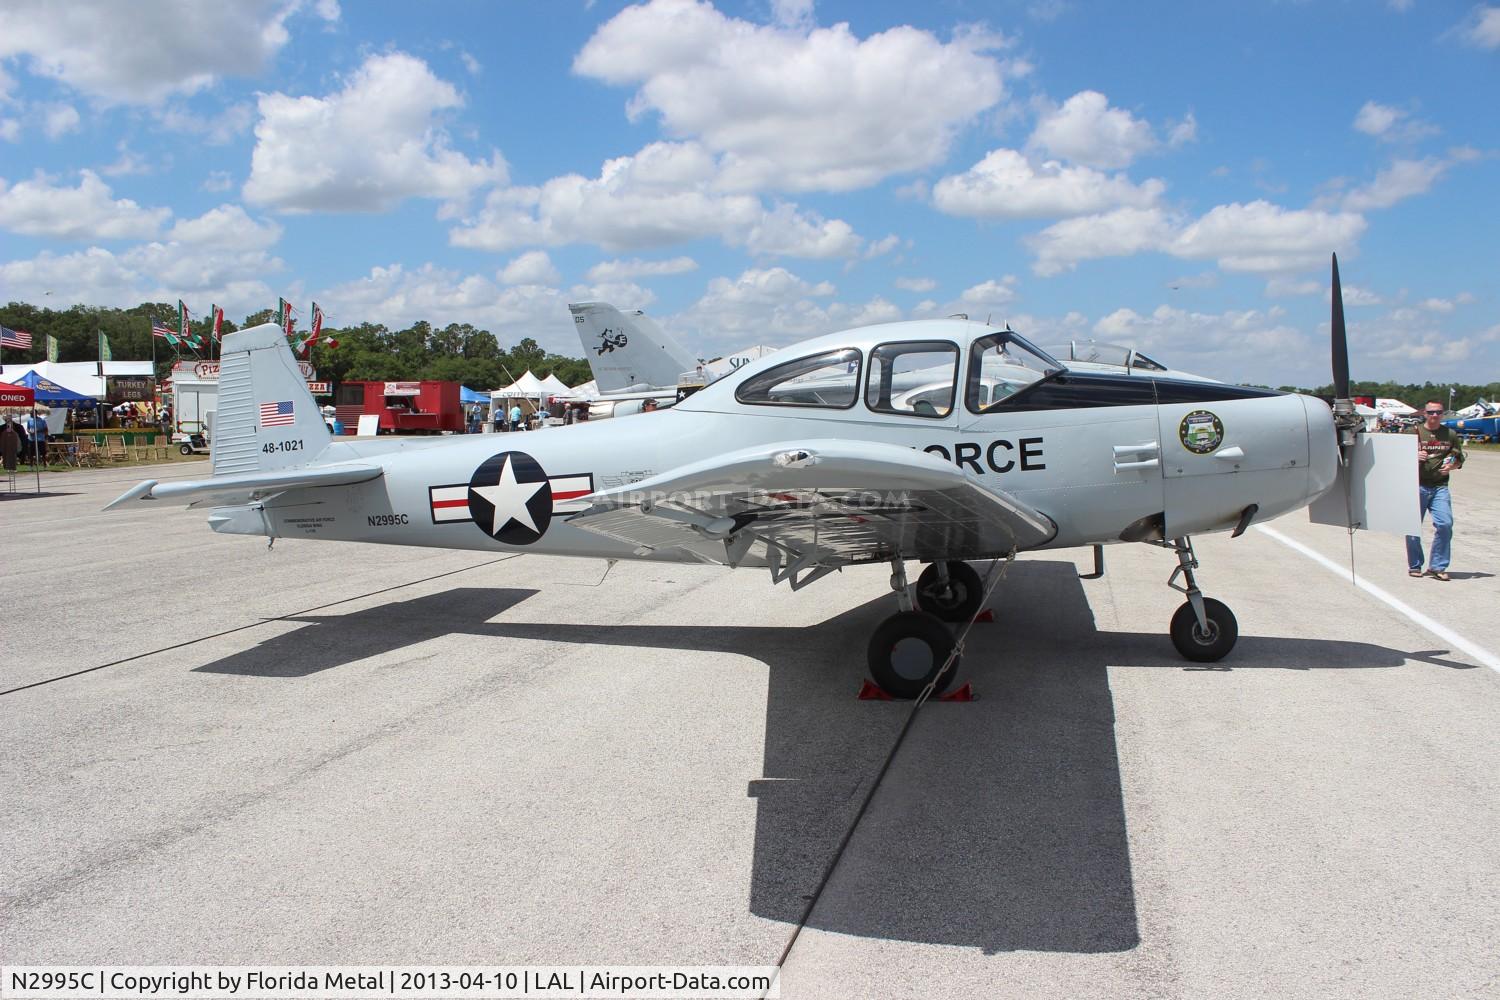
[568,301,696,393]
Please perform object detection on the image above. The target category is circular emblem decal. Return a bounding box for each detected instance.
[467,451,552,544]
[1178,410,1224,454]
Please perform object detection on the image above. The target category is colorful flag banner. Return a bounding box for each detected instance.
[45,334,59,362]
[278,297,298,338]
[212,304,224,341]
[99,331,112,363]
[0,325,33,349]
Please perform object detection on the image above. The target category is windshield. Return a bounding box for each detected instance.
[966,331,1065,412]
[1044,340,1167,372]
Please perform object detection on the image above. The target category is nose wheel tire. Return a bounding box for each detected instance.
[1170,598,1238,662]
[915,560,985,623]
[868,610,959,699]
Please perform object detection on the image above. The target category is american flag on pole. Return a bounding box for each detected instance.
[259,400,295,427]
[1,325,33,349]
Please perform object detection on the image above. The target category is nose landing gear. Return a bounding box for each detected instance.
[1164,536,1238,661]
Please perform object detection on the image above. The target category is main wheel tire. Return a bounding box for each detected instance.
[178,443,193,456]
[915,560,985,622]
[868,610,959,699]
[1170,598,1238,662]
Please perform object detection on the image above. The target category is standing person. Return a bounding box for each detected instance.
[1406,400,1464,581]
[1,418,20,476]
[509,402,522,432]
[27,410,48,465]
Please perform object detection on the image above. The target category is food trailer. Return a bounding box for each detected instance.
[332,380,463,434]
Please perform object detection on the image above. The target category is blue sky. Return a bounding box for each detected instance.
[0,0,1495,386]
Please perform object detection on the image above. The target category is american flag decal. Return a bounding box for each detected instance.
[259,400,295,427]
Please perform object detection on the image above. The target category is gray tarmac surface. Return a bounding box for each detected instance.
[3,457,1498,999]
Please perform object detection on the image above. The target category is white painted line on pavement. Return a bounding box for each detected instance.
[1258,524,1500,674]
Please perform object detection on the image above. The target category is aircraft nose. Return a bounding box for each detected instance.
[1302,393,1339,500]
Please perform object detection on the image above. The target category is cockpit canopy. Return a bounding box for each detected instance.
[732,327,1067,415]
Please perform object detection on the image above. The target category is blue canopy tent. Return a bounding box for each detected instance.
[13,370,97,407]
[459,385,490,406]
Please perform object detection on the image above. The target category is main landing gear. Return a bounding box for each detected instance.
[866,559,981,699]
[1164,536,1238,662]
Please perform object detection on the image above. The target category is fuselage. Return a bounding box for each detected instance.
[222,320,1340,561]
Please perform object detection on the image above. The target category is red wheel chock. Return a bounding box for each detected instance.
[857,680,976,701]
[938,682,975,702]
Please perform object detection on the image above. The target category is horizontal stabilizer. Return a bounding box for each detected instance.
[103,464,383,511]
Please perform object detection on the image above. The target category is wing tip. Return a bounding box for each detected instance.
[102,480,158,511]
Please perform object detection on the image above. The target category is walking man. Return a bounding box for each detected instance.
[1406,400,1464,581]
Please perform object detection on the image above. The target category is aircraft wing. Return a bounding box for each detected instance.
[103,464,384,511]
[567,439,1055,581]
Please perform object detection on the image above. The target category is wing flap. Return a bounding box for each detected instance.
[569,439,1055,568]
[103,464,383,511]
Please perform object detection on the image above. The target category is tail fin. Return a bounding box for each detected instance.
[569,301,696,392]
[211,322,332,475]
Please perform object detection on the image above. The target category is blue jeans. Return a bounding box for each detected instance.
[1406,484,1453,572]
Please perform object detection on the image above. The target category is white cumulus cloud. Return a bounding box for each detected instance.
[933,148,1165,220]
[586,256,698,281]
[0,170,170,240]
[574,0,1009,192]
[499,250,561,286]
[1341,157,1450,211]
[1027,91,1160,169]
[41,103,80,139]
[1459,6,1500,48]
[1352,101,1439,143]
[1028,200,1367,276]
[244,51,505,214]
[450,141,860,257]
[0,0,336,105]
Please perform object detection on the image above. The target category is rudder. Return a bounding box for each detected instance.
[211,322,331,475]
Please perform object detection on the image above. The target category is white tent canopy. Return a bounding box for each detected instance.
[537,373,569,396]
[1374,397,1417,415]
[553,379,599,401]
[0,360,153,399]
[492,370,545,398]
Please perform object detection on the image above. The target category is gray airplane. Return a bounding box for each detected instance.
[109,257,1408,697]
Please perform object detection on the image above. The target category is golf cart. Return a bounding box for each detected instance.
[172,431,210,456]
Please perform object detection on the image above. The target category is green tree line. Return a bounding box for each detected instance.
[0,301,593,390]
[1275,381,1500,411]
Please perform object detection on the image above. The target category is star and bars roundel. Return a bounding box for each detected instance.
[427,451,593,545]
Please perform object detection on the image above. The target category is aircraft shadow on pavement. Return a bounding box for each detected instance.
[188,562,1448,953]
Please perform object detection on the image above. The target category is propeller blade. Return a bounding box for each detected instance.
[1331,253,1349,399]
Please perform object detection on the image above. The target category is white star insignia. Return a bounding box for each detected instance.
[471,455,546,537]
